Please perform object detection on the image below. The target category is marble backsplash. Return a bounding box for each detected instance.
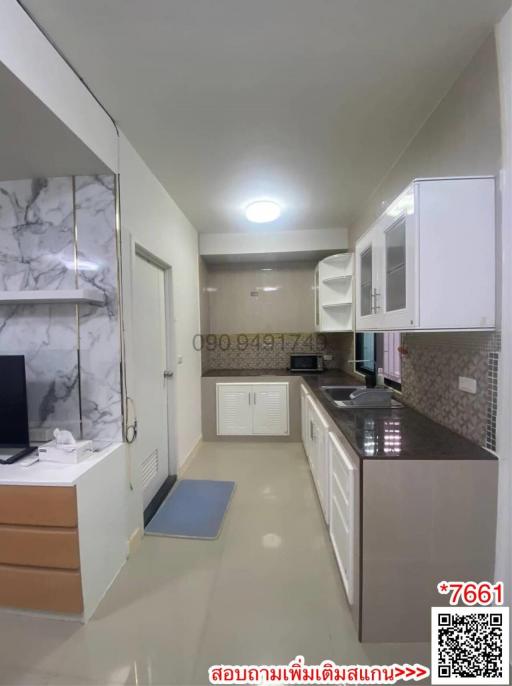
[0,175,122,447]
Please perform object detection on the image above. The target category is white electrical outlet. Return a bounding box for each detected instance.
[459,376,477,394]
[323,354,333,361]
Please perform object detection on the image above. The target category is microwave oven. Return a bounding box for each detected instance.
[289,353,324,373]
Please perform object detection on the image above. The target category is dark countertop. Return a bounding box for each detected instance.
[203,368,297,377]
[203,368,496,461]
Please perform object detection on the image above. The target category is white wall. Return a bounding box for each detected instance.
[119,133,202,535]
[495,9,512,610]
[0,0,118,173]
[350,33,501,245]
[205,262,316,334]
[200,227,348,258]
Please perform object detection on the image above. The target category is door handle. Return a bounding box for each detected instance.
[253,392,257,405]
[163,370,174,378]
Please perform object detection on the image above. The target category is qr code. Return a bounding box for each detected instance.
[431,607,510,684]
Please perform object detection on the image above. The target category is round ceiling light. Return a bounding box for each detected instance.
[245,200,281,223]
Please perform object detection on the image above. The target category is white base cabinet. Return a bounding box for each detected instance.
[300,387,356,604]
[217,382,289,436]
[328,431,355,604]
[307,396,330,523]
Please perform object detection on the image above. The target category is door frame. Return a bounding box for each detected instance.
[129,236,178,508]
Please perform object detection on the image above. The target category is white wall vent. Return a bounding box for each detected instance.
[142,450,159,490]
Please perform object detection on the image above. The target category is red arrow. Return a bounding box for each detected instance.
[405,666,416,678]
[413,665,430,681]
[393,664,430,682]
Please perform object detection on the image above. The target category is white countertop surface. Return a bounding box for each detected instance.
[0,443,123,487]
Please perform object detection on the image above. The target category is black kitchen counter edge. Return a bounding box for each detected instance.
[203,368,496,461]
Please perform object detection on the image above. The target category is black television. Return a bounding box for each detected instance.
[0,355,30,447]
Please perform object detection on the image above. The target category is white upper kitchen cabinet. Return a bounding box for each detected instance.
[355,177,495,331]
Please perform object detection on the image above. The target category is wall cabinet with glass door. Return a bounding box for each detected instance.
[355,176,495,331]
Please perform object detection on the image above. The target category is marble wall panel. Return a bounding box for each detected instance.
[0,177,80,435]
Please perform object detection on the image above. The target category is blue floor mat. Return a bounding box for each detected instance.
[145,479,235,539]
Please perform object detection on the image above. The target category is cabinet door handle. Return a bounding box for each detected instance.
[253,392,257,405]
[310,421,314,440]
[248,392,251,405]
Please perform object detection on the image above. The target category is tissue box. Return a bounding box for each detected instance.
[38,440,93,464]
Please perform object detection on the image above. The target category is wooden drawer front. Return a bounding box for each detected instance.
[0,486,77,527]
[0,565,83,614]
[0,526,80,569]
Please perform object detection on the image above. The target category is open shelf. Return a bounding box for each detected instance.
[0,289,105,306]
[322,253,353,266]
[315,251,354,332]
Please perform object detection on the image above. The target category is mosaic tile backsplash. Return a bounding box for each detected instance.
[400,332,500,450]
[204,327,499,451]
[202,332,354,373]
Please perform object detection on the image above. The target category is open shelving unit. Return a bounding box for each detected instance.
[0,288,105,306]
[315,253,354,331]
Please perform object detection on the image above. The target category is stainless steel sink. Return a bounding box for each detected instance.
[321,385,364,401]
[320,385,403,409]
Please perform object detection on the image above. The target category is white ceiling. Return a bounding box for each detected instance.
[0,62,110,181]
[22,0,510,233]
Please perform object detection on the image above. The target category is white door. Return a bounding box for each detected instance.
[252,383,289,435]
[134,254,170,509]
[217,384,253,435]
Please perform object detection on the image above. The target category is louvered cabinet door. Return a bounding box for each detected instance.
[217,384,253,435]
[252,383,289,436]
